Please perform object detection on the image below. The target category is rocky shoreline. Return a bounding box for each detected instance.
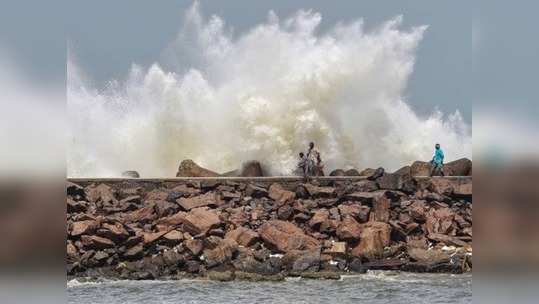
[67,170,472,281]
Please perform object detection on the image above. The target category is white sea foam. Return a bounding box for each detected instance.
[67,2,471,177]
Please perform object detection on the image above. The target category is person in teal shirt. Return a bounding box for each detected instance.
[430,143,445,176]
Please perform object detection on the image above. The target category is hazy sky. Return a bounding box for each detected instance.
[63,0,471,123]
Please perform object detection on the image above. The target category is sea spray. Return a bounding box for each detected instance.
[67,3,471,177]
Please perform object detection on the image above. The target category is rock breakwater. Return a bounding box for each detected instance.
[67,175,472,281]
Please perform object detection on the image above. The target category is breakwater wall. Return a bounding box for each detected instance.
[67,175,472,281]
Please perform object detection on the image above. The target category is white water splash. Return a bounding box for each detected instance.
[67,2,471,177]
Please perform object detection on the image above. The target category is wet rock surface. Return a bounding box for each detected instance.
[67,176,472,280]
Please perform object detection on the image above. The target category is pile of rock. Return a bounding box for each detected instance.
[67,174,472,280]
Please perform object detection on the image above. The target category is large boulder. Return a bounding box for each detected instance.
[444,158,472,176]
[81,235,115,250]
[369,195,390,222]
[351,222,391,259]
[240,160,265,177]
[176,159,219,177]
[258,220,320,252]
[410,161,431,176]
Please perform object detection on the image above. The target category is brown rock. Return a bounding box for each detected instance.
[444,158,472,176]
[170,184,201,196]
[176,159,219,177]
[425,207,455,235]
[323,241,346,255]
[143,230,169,244]
[71,220,99,236]
[99,222,129,243]
[351,222,391,259]
[258,220,320,252]
[345,169,361,176]
[156,211,187,228]
[81,235,115,250]
[163,230,184,243]
[240,160,265,177]
[86,183,117,204]
[336,216,362,241]
[67,242,78,258]
[184,239,204,255]
[177,192,221,211]
[203,238,238,267]
[182,208,222,236]
[369,195,390,222]
[225,227,260,247]
[268,183,295,205]
[124,244,144,260]
[123,205,155,223]
[302,184,335,198]
[407,247,449,263]
[338,204,370,223]
[308,209,329,229]
[410,161,431,177]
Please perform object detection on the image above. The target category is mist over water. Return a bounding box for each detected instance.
[67,2,471,177]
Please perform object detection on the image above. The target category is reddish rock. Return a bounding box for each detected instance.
[369,195,390,222]
[351,222,391,259]
[123,205,156,223]
[336,216,362,242]
[203,238,238,267]
[308,209,329,229]
[163,230,184,243]
[145,190,169,201]
[71,220,99,237]
[86,183,117,204]
[225,227,260,247]
[258,220,320,252]
[156,211,187,228]
[81,235,115,250]
[338,204,370,223]
[409,200,427,222]
[303,184,335,198]
[143,230,169,244]
[268,183,295,205]
[323,241,346,255]
[176,159,219,177]
[425,207,455,235]
[98,222,129,243]
[170,184,201,196]
[407,247,449,263]
[177,192,221,211]
[182,208,222,236]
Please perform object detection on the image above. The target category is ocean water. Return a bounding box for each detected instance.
[67,271,472,304]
